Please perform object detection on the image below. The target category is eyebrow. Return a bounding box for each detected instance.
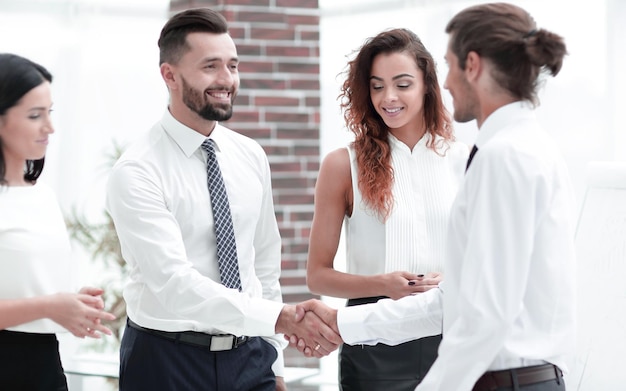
[202,56,239,64]
[369,73,415,81]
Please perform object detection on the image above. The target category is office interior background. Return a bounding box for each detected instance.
[1,0,624,389]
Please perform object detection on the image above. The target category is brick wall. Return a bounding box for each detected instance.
[168,0,321,368]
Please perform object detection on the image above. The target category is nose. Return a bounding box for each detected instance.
[217,65,235,86]
[382,88,398,103]
[43,115,55,134]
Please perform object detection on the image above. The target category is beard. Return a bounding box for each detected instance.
[181,76,235,122]
[451,79,477,123]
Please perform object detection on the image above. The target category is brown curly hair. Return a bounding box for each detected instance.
[339,28,453,220]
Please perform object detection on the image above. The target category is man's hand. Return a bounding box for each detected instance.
[275,300,342,358]
[284,299,341,357]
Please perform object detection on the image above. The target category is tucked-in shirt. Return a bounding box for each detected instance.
[106,110,286,374]
[0,183,74,333]
[338,101,577,390]
[345,133,467,276]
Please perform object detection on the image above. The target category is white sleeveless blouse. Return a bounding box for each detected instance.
[344,133,468,276]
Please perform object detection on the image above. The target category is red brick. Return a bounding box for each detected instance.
[277,126,319,140]
[270,161,302,172]
[305,96,320,106]
[227,110,260,122]
[294,145,319,156]
[279,227,296,238]
[239,61,274,73]
[238,11,287,23]
[265,112,309,123]
[279,276,307,286]
[235,127,272,139]
[288,79,319,90]
[228,27,246,40]
[233,94,250,105]
[276,0,318,8]
[277,62,319,74]
[250,27,295,40]
[306,161,320,171]
[266,45,312,57]
[224,0,270,5]
[300,30,320,41]
[277,193,315,205]
[261,144,291,156]
[240,78,287,90]
[255,96,300,107]
[236,43,262,56]
[272,177,309,189]
[286,14,319,25]
[291,211,314,221]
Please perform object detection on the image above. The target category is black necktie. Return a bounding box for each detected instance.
[466,145,478,172]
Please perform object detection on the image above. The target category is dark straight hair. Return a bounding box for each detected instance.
[158,8,229,66]
[0,53,53,185]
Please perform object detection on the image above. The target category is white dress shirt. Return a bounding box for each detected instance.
[106,110,286,374]
[338,101,577,390]
[0,183,74,333]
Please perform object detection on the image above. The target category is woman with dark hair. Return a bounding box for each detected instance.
[306,28,468,390]
[0,53,115,390]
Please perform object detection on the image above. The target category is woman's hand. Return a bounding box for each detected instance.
[381,271,443,300]
[407,272,443,293]
[45,287,116,339]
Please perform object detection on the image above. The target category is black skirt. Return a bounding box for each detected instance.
[339,296,442,391]
[0,330,68,391]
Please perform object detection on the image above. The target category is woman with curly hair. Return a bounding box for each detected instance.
[306,28,468,390]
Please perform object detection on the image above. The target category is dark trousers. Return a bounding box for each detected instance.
[120,320,278,391]
[339,297,442,391]
[0,330,68,391]
[487,380,566,391]
[474,366,566,391]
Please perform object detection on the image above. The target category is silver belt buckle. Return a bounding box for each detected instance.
[210,335,234,351]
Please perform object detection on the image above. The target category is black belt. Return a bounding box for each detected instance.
[127,319,249,352]
[473,364,563,391]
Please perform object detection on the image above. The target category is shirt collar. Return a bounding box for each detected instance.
[160,109,225,158]
[474,101,536,149]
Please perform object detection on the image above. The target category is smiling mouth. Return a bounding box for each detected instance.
[206,90,231,100]
[384,107,403,114]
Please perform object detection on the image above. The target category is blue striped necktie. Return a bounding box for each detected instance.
[201,139,242,291]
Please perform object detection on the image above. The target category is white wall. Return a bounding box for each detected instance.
[0,0,169,218]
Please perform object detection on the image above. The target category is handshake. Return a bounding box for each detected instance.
[275,299,342,358]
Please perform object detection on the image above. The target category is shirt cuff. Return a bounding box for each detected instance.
[337,305,376,345]
[245,298,284,336]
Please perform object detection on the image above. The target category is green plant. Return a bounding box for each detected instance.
[65,141,128,352]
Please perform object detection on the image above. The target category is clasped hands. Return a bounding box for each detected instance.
[276,300,341,358]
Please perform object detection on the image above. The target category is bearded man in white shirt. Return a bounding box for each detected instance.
[106,8,340,391]
[290,3,577,390]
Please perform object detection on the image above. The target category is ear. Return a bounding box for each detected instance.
[160,63,178,90]
[464,51,482,82]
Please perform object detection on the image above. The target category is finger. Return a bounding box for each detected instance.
[86,308,116,321]
[296,337,307,352]
[79,286,105,296]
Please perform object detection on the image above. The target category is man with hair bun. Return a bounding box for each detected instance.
[291,3,577,390]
